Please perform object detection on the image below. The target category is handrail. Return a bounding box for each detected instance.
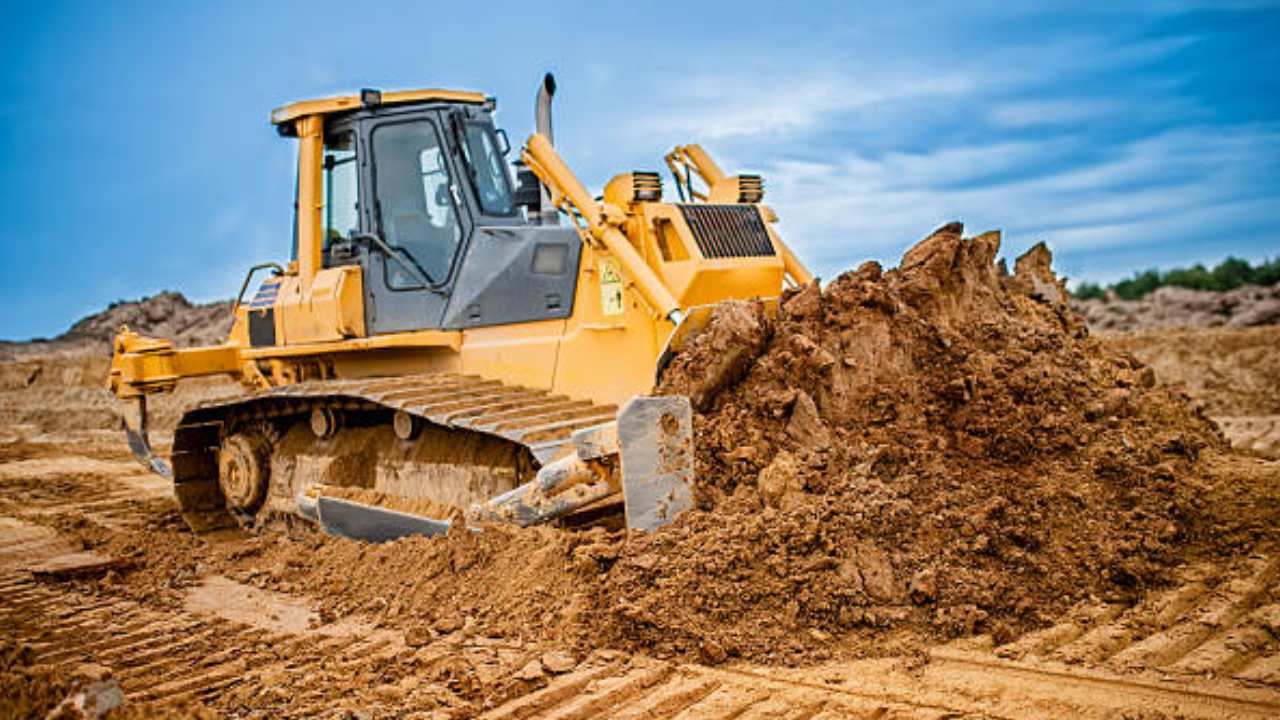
[232,262,286,313]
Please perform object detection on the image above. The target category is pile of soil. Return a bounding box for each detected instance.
[1073,283,1280,332]
[63,292,232,349]
[603,223,1234,661]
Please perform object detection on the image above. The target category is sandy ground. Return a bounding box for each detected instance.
[2,280,1278,715]
[1108,326,1280,459]
[0,427,1276,718]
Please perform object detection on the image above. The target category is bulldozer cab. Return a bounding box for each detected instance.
[278,90,582,338]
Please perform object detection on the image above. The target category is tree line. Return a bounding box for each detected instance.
[1073,256,1280,301]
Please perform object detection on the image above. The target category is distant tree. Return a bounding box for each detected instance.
[1113,270,1161,300]
[1163,263,1213,291]
[1074,282,1105,300]
[1249,257,1280,287]
[1209,257,1251,291]
[1070,254,1279,300]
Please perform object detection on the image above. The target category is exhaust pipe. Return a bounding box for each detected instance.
[535,72,556,144]
[535,73,558,224]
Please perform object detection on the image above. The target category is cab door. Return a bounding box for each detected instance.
[361,111,472,335]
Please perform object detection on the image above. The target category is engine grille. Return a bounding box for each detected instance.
[677,204,776,259]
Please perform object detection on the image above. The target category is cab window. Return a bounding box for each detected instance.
[372,120,463,288]
[323,131,359,250]
[458,122,515,216]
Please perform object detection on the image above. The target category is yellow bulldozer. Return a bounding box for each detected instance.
[107,74,812,540]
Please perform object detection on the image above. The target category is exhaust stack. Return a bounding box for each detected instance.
[535,73,559,224]
[535,72,556,144]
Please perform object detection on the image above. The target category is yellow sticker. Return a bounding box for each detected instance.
[599,259,625,316]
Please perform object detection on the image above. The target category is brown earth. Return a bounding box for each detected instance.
[1072,282,1280,332]
[1108,326,1280,459]
[1,227,1278,717]
[1,291,232,358]
[623,224,1270,662]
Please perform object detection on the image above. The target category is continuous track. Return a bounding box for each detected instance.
[168,372,619,529]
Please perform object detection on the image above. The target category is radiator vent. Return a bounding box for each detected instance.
[677,204,776,258]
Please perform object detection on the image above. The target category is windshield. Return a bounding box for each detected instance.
[459,122,515,216]
[372,120,463,287]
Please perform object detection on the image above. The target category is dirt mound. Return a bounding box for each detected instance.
[62,291,232,348]
[601,223,1233,661]
[1,291,231,362]
[0,292,238,435]
[1073,283,1280,332]
[1098,326,1280,459]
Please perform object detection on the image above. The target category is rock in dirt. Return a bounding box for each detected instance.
[27,553,126,580]
[44,679,124,720]
[785,390,831,449]
[539,651,577,674]
[515,659,545,681]
[756,449,805,510]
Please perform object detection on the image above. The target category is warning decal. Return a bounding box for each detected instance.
[600,259,625,316]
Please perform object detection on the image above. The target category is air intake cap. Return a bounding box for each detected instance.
[736,175,764,203]
[604,171,663,206]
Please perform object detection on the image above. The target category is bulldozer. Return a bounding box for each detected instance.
[107,74,812,541]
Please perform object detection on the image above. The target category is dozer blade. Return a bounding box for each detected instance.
[618,396,693,532]
[475,396,695,532]
[314,495,452,543]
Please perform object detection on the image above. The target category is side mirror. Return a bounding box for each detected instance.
[494,128,512,156]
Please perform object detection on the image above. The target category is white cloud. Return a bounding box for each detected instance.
[988,99,1119,128]
[622,68,978,141]
[757,123,1280,278]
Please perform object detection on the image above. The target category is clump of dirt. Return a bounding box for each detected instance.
[601,223,1237,661]
[0,639,71,719]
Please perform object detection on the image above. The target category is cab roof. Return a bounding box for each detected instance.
[270,88,488,125]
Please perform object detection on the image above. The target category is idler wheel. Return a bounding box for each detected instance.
[310,406,341,439]
[393,410,422,441]
[218,431,272,514]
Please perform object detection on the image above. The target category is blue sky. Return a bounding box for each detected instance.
[1,1,1277,340]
